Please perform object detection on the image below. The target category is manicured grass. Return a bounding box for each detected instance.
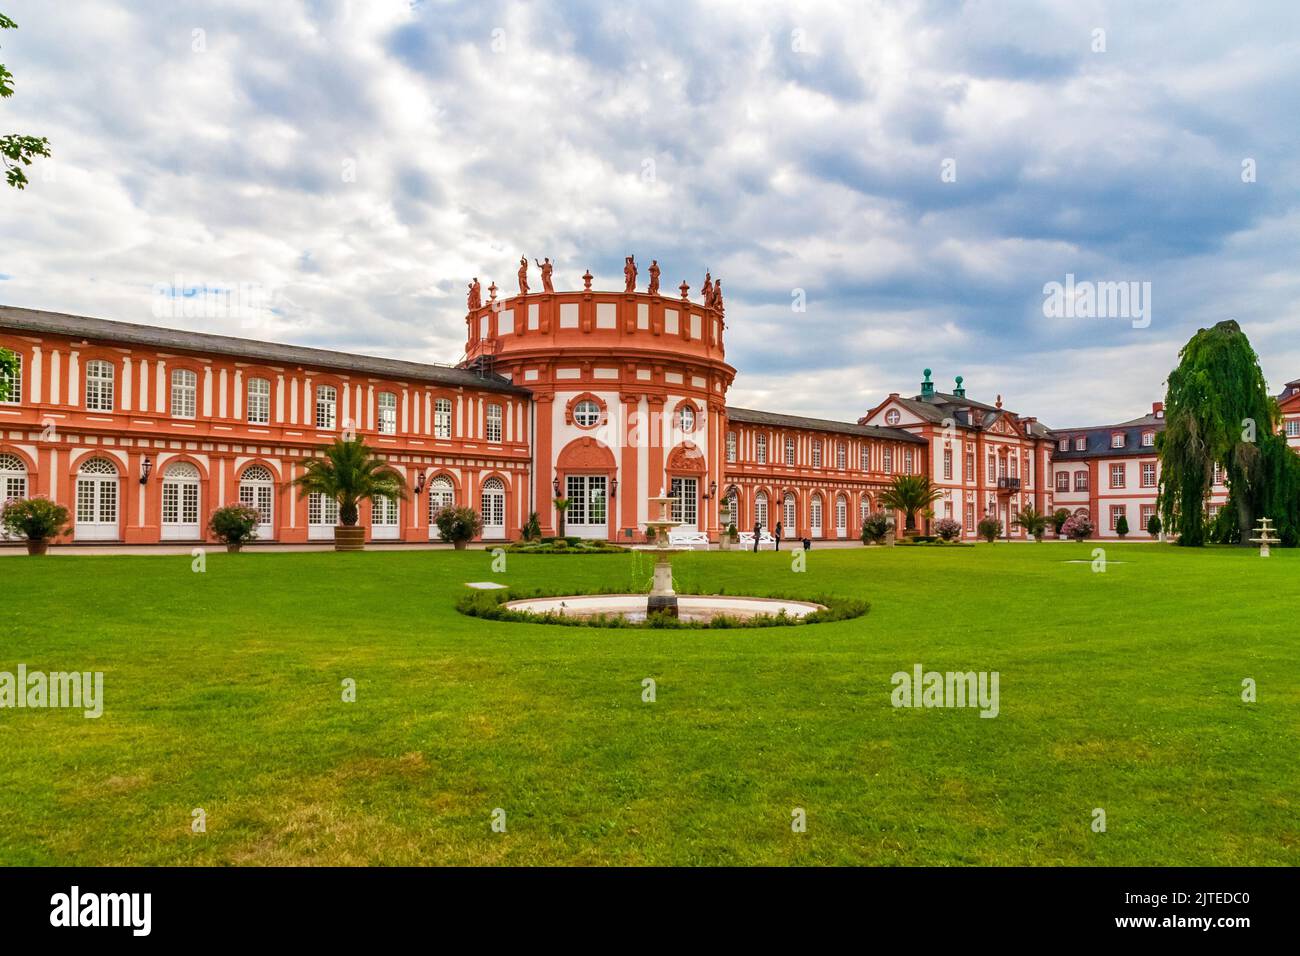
[0,542,1296,866]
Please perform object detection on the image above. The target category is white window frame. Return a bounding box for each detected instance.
[170,368,197,419]
[486,403,503,443]
[247,377,270,424]
[0,350,21,404]
[378,391,397,435]
[316,385,337,430]
[85,360,115,412]
[726,430,737,463]
[434,398,453,439]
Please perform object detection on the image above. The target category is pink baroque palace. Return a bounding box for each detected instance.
[1,258,1273,547]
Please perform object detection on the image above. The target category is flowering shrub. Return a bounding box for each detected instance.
[0,496,70,541]
[860,511,889,544]
[976,517,1003,542]
[208,503,261,545]
[1060,514,1094,541]
[934,517,962,541]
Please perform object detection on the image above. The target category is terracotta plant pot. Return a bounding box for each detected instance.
[226,543,242,553]
[334,525,366,552]
[453,540,468,550]
[26,538,48,556]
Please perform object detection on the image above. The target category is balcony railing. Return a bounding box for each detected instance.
[997,477,1022,492]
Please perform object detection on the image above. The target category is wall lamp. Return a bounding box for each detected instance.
[553,475,561,497]
[139,456,152,484]
[609,477,618,498]
[415,472,427,495]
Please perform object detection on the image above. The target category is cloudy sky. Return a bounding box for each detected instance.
[1,0,1297,427]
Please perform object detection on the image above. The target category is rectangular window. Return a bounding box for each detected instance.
[1056,472,1069,492]
[756,435,767,465]
[1141,462,1156,487]
[378,392,397,435]
[1111,433,1125,448]
[1075,437,1086,451]
[308,492,339,526]
[785,436,795,466]
[85,360,114,412]
[1141,431,1155,447]
[1287,419,1300,438]
[904,449,914,474]
[0,350,20,404]
[883,447,892,473]
[861,446,870,471]
[812,441,823,468]
[486,403,502,442]
[987,453,996,478]
[315,385,337,429]
[726,431,737,463]
[1141,504,1155,527]
[247,377,270,424]
[1213,463,1224,485]
[170,368,197,418]
[669,476,698,527]
[1110,504,1126,531]
[434,397,452,439]
[1058,438,1068,452]
[836,443,846,469]
[1110,463,1125,488]
[1075,472,1088,491]
[966,453,974,482]
[943,448,953,480]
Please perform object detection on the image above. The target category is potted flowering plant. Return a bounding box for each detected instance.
[1060,514,1094,541]
[0,496,71,555]
[934,517,962,542]
[208,503,261,552]
[433,505,483,550]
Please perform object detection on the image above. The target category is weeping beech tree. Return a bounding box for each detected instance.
[1158,320,1299,546]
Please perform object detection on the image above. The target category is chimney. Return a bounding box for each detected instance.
[953,375,965,398]
[1152,401,1164,418]
[920,368,935,399]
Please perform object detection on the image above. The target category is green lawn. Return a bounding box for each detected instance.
[0,542,1296,866]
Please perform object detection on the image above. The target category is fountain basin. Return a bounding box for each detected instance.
[500,593,827,624]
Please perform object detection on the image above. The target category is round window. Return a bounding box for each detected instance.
[886,409,900,425]
[678,406,696,433]
[574,399,601,428]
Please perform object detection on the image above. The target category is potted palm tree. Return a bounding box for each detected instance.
[292,438,408,552]
[877,475,942,538]
[1012,504,1048,541]
[0,496,71,555]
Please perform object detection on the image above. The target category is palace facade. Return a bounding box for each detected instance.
[0,274,1277,546]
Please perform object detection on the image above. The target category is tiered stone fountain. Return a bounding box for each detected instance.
[643,490,687,618]
[498,489,828,624]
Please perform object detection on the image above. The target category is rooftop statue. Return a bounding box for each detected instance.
[648,260,660,295]
[624,255,638,293]
[467,277,481,311]
[517,256,529,295]
[534,257,554,293]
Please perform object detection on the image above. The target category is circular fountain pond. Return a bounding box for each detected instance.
[500,593,828,624]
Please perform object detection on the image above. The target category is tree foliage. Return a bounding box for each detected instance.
[292,438,407,527]
[1157,320,1298,546]
[1,12,52,189]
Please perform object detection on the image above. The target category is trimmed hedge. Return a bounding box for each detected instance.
[456,585,869,630]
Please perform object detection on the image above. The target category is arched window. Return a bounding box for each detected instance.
[783,492,796,535]
[0,452,27,502]
[810,493,823,535]
[377,391,397,435]
[170,368,197,418]
[239,464,275,538]
[724,487,738,528]
[85,360,114,411]
[427,476,455,539]
[75,457,118,540]
[835,494,848,535]
[247,376,270,424]
[754,491,768,530]
[161,461,201,539]
[480,477,505,537]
